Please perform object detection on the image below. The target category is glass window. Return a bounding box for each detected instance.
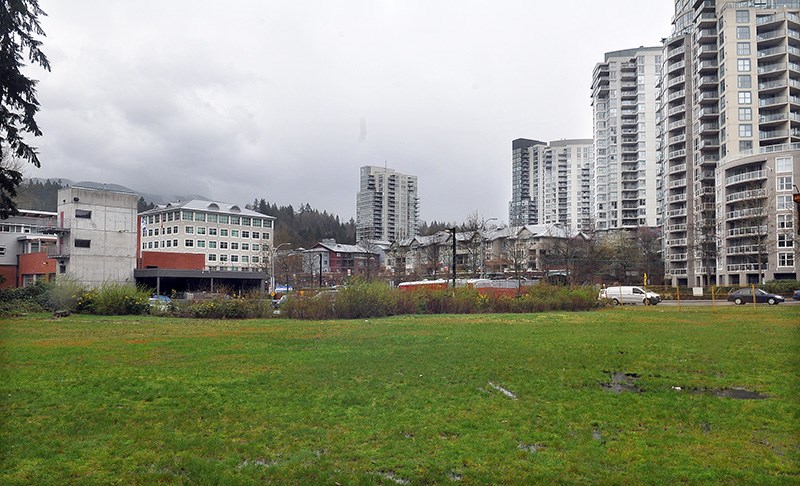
[242,231,249,238]
[777,234,793,248]
[263,232,270,240]
[207,214,218,223]
[75,239,91,248]
[736,42,750,55]
[736,26,750,39]
[182,211,193,221]
[231,242,239,250]
[738,91,751,104]
[252,243,260,251]
[252,232,260,239]
[75,209,92,219]
[739,140,753,151]
[242,217,251,226]
[197,240,206,248]
[777,175,793,191]
[230,216,240,225]
[738,107,752,121]
[231,255,239,263]
[242,255,249,264]
[219,215,229,224]
[253,219,262,227]
[220,242,228,249]
[220,229,228,237]
[197,227,206,235]
[739,124,752,137]
[776,156,793,172]
[242,243,249,251]
[220,254,228,262]
[231,229,239,237]
[737,59,750,72]
[173,239,178,247]
[185,240,194,247]
[195,213,206,222]
[209,228,217,236]
[208,254,217,262]
[777,195,792,210]
[778,214,794,229]
[738,75,751,88]
[209,241,217,249]
[736,10,749,23]
[185,226,194,234]
[778,252,794,267]
[252,256,260,264]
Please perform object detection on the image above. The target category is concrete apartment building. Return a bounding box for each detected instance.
[659,0,800,286]
[0,210,58,288]
[508,139,593,231]
[356,165,419,243]
[591,47,663,231]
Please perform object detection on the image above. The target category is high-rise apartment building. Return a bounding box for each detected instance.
[591,47,663,231]
[659,0,799,286]
[356,166,419,243]
[508,139,593,231]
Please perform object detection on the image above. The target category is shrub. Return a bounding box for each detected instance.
[84,284,151,315]
[43,280,85,313]
[173,295,276,319]
[333,281,396,319]
[761,280,800,296]
[0,281,50,316]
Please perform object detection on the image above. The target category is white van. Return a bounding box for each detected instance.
[598,286,661,305]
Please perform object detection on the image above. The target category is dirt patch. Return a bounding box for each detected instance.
[601,372,642,393]
[488,381,518,399]
[689,387,770,400]
[376,471,409,485]
[518,442,545,453]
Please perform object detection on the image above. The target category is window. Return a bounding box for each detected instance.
[166,240,172,248]
[185,239,194,247]
[252,243,260,251]
[242,256,249,263]
[75,209,92,219]
[252,232,260,239]
[737,59,750,72]
[778,252,794,267]
[231,242,239,250]
[231,229,239,237]
[242,243,249,251]
[253,219,262,227]
[148,241,153,249]
[173,226,178,234]
[738,91,751,104]
[778,214,794,229]
[220,229,228,237]
[197,227,206,235]
[220,254,229,262]
[173,239,178,247]
[242,231,250,238]
[738,107,752,121]
[209,241,217,249]
[166,227,172,235]
[252,256,260,264]
[264,220,273,228]
[739,140,753,151]
[777,175,793,191]
[739,124,752,137]
[182,211,193,221]
[736,26,750,39]
[219,215,229,224]
[195,213,206,222]
[208,214,218,223]
[776,156,793,172]
[736,42,750,55]
[208,254,217,262]
[197,240,206,248]
[242,217,251,226]
[185,226,194,234]
[220,242,228,249]
[231,255,239,263]
[230,216,240,225]
[777,195,792,210]
[263,233,270,240]
[209,228,217,236]
[154,228,159,236]
[777,233,793,248]
[736,10,749,23]
[0,246,6,256]
[738,75,751,89]
[148,229,153,237]
[74,239,91,248]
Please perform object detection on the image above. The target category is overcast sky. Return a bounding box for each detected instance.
[28,1,673,224]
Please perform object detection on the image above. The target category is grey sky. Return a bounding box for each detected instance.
[29,1,673,224]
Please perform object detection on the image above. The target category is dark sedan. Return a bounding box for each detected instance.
[727,288,785,305]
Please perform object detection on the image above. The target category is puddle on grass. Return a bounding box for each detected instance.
[600,372,642,393]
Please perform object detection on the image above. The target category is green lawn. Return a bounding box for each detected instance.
[1,307,798,484]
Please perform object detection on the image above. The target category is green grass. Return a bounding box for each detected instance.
[1,307,798,484]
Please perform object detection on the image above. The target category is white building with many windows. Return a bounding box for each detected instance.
[356,165,419,243]
[139,200,275,272]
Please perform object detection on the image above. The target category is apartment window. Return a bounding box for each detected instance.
[263,233,270,240]
[209,241,217,249]
[231,255,239,263]
[220,254,228,262]
[777,175,793,191]
[209,228,217,236]
[252,243,260,251]
[738,107,752,121]
[208,214,218,223]
[182,211,193,221]
[776,156,793,172]
[736,42,750,56]
[208,254,217,262]
[777,195,792,210]
[75,239,90,248]
[197,240,206,248]
[230,216,240,225]
[195,213,206,222]
[185,240,194,247]
[166,227,172,235]
[154,228,159,236]
[241,243,249,251]
[220,229,228,237]
[148,229,153,237]
[242,256,249,264]
[166,240,172,248]
[220,242,228,249]
[231,229,239,237]
[738,75,751,88]
[219,215,229,224]
[148,241,153,249]
[738,91,751,104]
[173,239,178,247]
[242,231,249,238]
[739,140,753,151]
[778,214,794,229]
[737,59,750,72]
[185,226,194,234]
[75,209,92,219]
[197,227,206,235]
[264,221,273,229]
[778,252,794,267]
[739,124,752,137]
[231,242,239,250]
[252,256,260,264]
[0,246,6,256]
[253,219,262,227]
[160,241,165,248]
[777,233,793,248]
[736,26,750,39]
[242,217,251,226]
[736,10,749,23]
[252,232,260,239]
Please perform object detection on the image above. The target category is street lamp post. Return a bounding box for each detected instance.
[480,217,498,279]
[270,243,291,294]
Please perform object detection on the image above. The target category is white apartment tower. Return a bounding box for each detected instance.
[356,166,419,243]
[659,0,800,286]
[591,47,663,231]
[508,139,593,231]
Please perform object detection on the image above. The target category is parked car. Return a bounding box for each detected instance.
[598,286,661,305]
[793,289,800,301]
[727,288,785,305]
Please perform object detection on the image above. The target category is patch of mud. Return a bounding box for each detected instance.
[239,458,279,468]
[600,372,642,393]
[488,381,518,399]
[447,471,463,481]
[592,429,604,442]
[518,442,545,453]
[688,387,770,399]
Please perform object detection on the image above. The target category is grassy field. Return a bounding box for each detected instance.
[1,307,798,484]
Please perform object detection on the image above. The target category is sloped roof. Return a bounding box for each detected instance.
[140,199,274,219]
[72,181,138,195]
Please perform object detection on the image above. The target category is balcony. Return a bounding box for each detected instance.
[669,163,687,174]
[726,207,767,221]
[697,60,718,73]
[665,224,688,232]
[726,188,767,203]
[727,244,764,255]
[727,225,768,238]
[666,238,688,247]
[668,253,688,262]
[727,263,768,272]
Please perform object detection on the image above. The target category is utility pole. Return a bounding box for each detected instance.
[451,227,457,288]
[319,254,323,287]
